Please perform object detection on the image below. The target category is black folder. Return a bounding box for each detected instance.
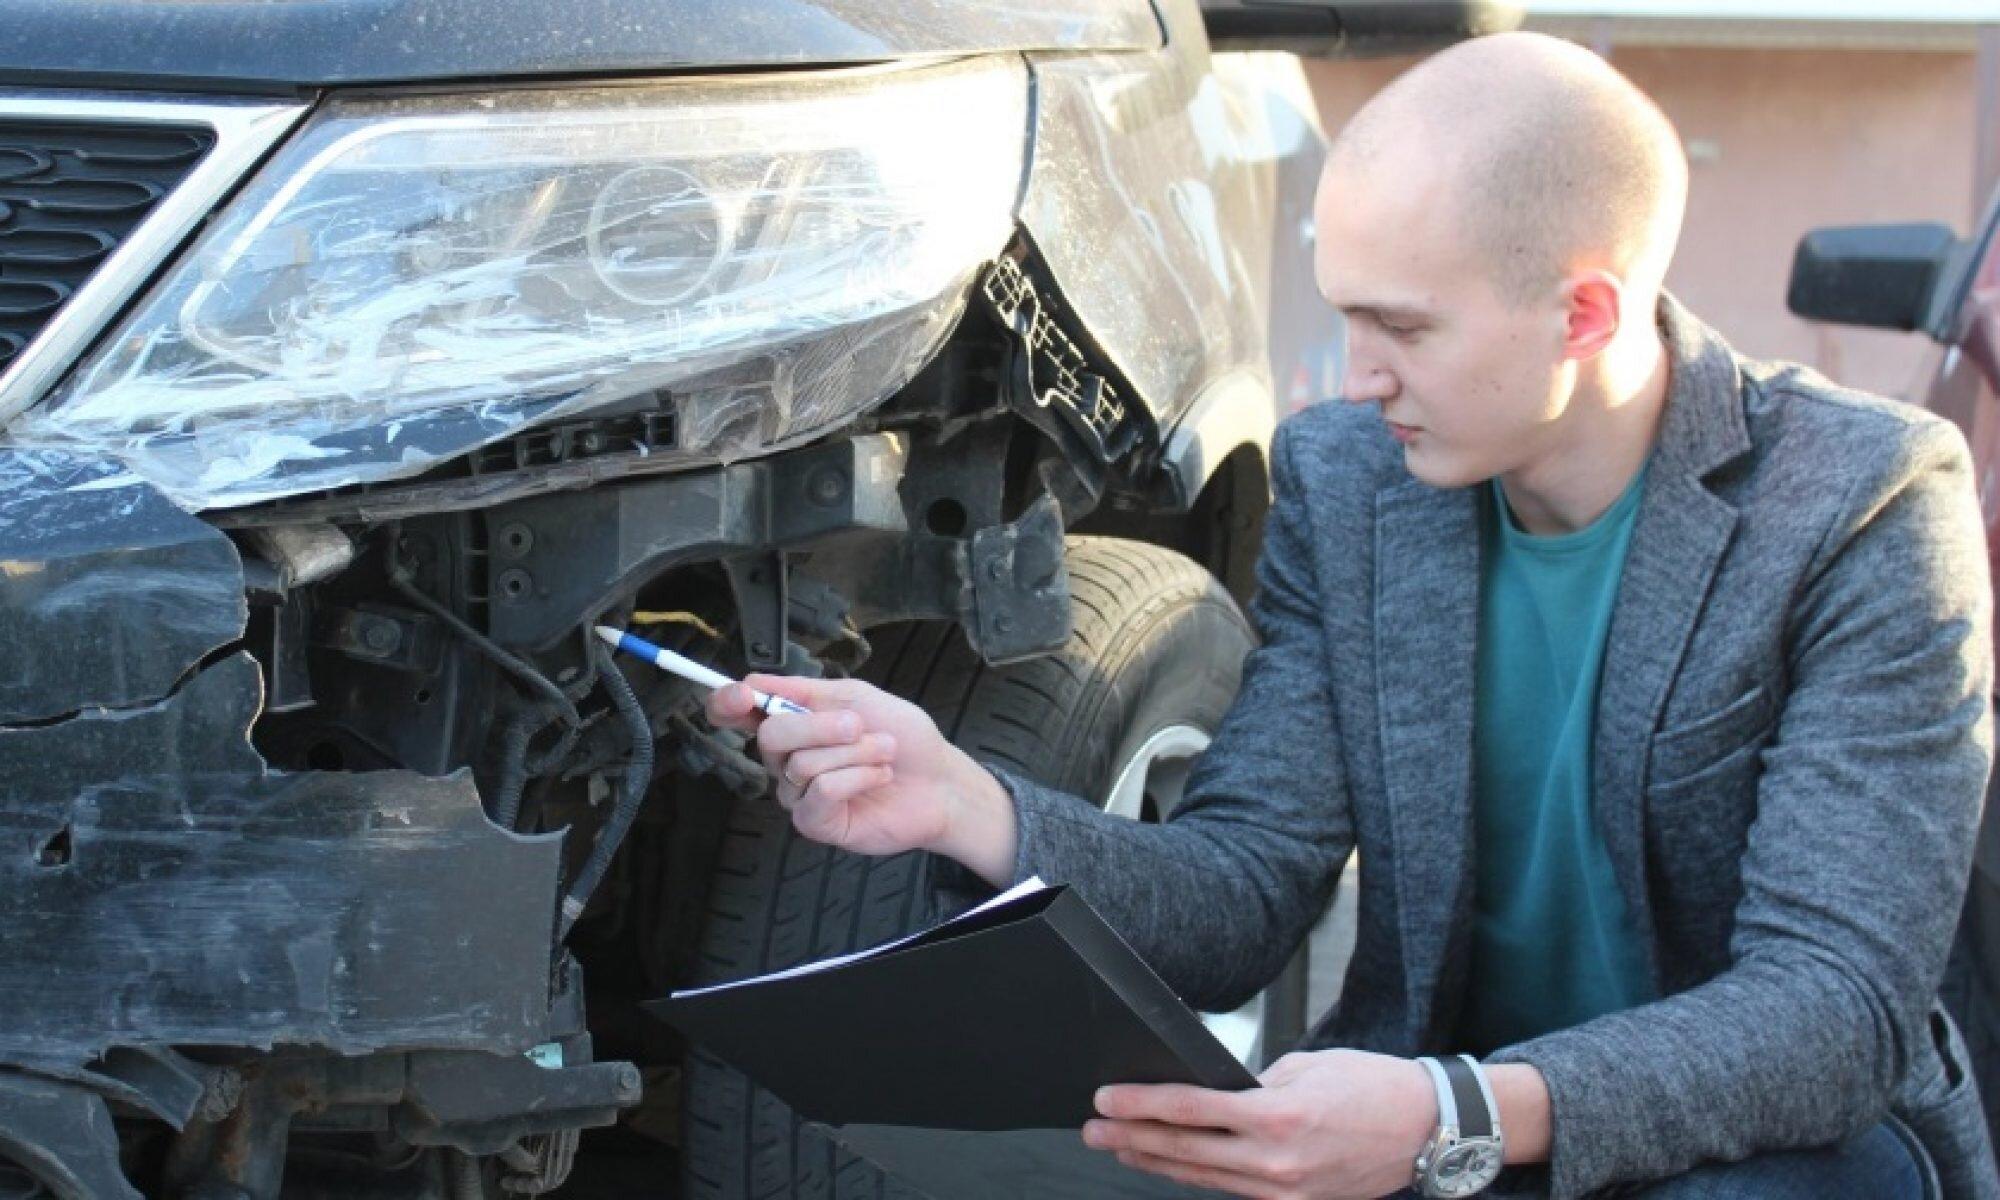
[647,880,1257,1198]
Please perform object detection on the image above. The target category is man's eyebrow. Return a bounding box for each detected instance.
[1339,303,1435,325]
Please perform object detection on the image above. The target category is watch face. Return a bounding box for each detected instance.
[1430,1140,1503,1197]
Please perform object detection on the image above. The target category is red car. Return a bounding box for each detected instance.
[1791,183,2000,1150]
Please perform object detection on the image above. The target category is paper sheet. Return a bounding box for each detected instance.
[671,876,1048,998]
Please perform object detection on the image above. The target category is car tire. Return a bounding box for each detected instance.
[680,536,1309,1199]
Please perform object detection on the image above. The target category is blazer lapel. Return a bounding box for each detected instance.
[1374,479,1480,1046]
[1592,471,1736,980]
[1591,296,1751,986]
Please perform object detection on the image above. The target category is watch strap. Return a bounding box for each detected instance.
[1438,1055,1495,1139]
[1417,1056,1458,1131]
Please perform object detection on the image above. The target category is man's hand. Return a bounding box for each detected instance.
[1081,1049,1437,1200]
[705,674,1018,881]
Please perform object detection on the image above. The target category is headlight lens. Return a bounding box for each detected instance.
[12,58,1027,508]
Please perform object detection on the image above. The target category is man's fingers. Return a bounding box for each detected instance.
[791,789,847,842]
[707,674,876,732]
[801,764,894,809]
[1084,1119,1274,1179]
[743,673,869,711]
[1095,1084,1257,1133]
[1108,1147,1276,1200]
[791,765,894,844]
[705,682,762,732]
[785,735,899,784]
[773,775,801,812]
[754,709,864,757]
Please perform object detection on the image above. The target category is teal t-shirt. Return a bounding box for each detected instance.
[1459,469,1656,1055]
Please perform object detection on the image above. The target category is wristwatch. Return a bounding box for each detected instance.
[1412,1054,1504,1198]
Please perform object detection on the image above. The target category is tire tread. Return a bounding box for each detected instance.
[683,539,1251,1200]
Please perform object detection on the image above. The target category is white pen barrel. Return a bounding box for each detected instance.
[651,645,734,692]
[754,693,811,717]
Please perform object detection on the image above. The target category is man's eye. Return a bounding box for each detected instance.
[1381,322,1421,340]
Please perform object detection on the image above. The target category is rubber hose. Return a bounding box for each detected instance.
[526,719,582,777]
[490,707,540,830]
[559,642,655,937]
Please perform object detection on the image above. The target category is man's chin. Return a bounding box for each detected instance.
[1399,445,1477,490]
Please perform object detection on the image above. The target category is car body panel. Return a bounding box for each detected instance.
[1019,0,1341,490]
[0,0,1161,90]
[0,452,246,722]
[1921,189,2000,574]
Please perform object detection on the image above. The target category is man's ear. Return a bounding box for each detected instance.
[1560,272,1625,363]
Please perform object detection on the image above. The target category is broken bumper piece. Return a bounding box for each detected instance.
[0,449,568,1187]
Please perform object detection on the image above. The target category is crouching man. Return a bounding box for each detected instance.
[711,31,1997,1200]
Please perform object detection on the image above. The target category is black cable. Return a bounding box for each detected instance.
[559,642,655,937]
[526,718,582,778]
[514,626,602,781]
[569,622,600,693]
[490,706,541,830]
[383,545,581,732]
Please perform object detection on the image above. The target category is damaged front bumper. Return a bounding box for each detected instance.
[0,430,1076,1196]
[0,450,607,1195]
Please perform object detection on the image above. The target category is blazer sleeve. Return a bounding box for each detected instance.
[1488,414,1997,1198]
[931,415,1357,1013]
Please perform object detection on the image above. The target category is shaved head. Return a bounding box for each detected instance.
[1326,31,1689,306]
[1312,32,1691,504]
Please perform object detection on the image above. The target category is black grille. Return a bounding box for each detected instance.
[0,118,214,375]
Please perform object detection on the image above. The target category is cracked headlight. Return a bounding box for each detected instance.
[11,58,1028,509]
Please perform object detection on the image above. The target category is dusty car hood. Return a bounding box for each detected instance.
[0,0,1160,90]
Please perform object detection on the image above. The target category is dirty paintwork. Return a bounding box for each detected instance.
[0,451,244,723]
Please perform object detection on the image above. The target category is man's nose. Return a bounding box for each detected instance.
[1341,360,1398,405]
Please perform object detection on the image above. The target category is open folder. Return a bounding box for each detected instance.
[647,877,1258,1198]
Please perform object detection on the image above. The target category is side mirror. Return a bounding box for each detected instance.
[1786,223,1960,334]
[1200,1,1521,56]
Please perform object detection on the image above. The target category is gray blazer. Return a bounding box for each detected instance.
[949,298,1999,1197]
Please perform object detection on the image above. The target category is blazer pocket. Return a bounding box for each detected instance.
[1649,678,1779,789]
[1644,732,1767,968]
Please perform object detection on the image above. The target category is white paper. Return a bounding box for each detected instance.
[673,876,1048,999]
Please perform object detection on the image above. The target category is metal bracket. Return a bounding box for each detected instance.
[317,602,442,673]
[260,590,315,712]
[723,552,790,672]
[962,492,1072,665]
[394,1050,642,1156]
[478,434,909,651]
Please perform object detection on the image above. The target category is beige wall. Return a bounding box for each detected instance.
[1302,45,1981,399]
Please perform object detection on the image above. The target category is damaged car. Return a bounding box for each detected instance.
[0,1,1505,1196]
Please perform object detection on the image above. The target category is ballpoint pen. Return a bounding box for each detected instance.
[593,625,812,716]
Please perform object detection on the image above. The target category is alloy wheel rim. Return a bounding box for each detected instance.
[1101,723,1267,1068]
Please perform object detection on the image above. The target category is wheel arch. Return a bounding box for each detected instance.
[1073,370,1275,610]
